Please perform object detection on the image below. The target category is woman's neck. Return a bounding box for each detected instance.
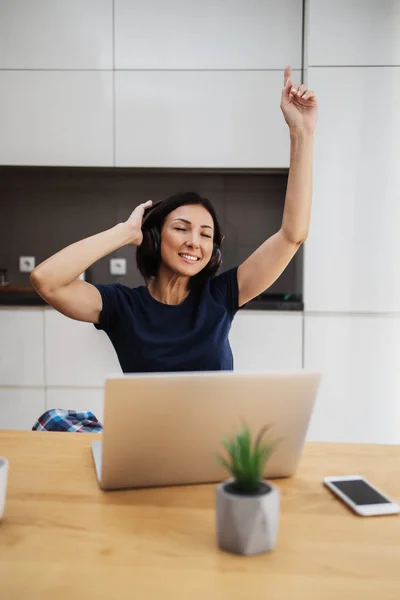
[148,269,190,305]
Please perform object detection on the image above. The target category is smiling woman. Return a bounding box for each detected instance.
[30,191,241,374]
[92,192,240,374]
[30,65,316,379]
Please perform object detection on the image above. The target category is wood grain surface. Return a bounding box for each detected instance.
[0,431,399,600]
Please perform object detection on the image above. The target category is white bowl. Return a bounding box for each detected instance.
[0,457,9,521]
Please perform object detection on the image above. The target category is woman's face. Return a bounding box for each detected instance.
[160,204,215,277]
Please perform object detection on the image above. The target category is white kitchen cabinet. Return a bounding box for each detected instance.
[115,0,302,69]
[46,388,105,423]
[304,314,400,444]
[304,66,400,313]
[308,0,400,67]
[0,387,45,430]
[230,311,303,371]
[115,70,293,168]
[0,308,44,387]
[0,0,113,69]
[44,309,121,388]
[0,71,113,166]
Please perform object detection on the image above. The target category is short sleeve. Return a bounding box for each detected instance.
[209,267,240,318]
[93,283,122,332]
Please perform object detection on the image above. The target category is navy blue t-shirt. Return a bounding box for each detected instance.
[94,267,241,373]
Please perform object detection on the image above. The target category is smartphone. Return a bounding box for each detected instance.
[323,475,400,516]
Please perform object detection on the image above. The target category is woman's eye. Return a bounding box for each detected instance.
[174,227,211,239]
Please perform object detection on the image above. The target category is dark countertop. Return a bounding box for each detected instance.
[0,286,46,306]
[245,297,303,311]
[0,286,303,311]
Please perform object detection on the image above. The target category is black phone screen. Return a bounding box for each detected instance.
[331,479,390,505]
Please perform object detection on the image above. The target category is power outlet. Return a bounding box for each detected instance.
[19,256,35,273]
[110,258,127,276]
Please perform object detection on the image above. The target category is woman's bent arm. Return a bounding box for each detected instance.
[30,223,133,323]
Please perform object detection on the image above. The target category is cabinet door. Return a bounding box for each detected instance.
[308,0,400,66]
[230,312,303,371]
[115,0,302,69]
[0,71,113,166]
[304,67,400,312]
[305,314,400,444]
[115,70,292,168]
[0,309,44,387]
[44,310,121,388]
[0,0,113,69]
[0,388,45,430]
[46,388,105,424]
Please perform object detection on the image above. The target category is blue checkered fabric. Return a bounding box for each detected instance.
[32,409,103,433]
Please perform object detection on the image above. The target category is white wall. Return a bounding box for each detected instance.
[304,0,400,443]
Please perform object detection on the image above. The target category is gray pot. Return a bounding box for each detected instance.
[216,478,280,555]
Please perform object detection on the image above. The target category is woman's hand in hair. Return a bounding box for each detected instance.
[123,200,153,246]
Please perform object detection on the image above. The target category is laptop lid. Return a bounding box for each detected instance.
[95,370,321,490]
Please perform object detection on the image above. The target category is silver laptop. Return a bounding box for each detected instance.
[92,370,321,490]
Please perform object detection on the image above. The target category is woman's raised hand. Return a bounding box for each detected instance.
[123,200,153,246]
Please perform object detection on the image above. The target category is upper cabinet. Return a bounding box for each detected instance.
[115,70,293,168]
[114,0,302,70]
[114,0,303,168]
[0,0,303,167]
[308,0,400,66]
[0,0,113,69]
[0,71,113,166]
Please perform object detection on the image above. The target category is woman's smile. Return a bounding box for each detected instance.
[179,252,201,264]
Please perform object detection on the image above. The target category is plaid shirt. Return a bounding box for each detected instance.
[32,409,103,433]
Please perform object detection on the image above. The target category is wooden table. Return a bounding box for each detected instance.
[0,431,399,600]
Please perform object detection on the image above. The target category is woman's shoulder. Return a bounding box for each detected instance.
[204,266,240,317]
[94,282,149,308]
[207,266,239,291]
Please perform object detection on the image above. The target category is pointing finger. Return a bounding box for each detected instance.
[284,65,292,87]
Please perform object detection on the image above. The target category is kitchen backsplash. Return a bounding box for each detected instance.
[0,166,302,298]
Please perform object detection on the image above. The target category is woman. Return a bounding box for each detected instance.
[31,66,317,429]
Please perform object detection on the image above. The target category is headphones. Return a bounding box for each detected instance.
[141,201,223,274]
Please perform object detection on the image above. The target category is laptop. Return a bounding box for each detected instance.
[91,370,321,490]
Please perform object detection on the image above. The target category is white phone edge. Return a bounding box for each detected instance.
[323,475,400,516]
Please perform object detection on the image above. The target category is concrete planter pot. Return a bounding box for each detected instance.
[216,478,280,555]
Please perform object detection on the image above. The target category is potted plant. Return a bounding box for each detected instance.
[215,424,280,556]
